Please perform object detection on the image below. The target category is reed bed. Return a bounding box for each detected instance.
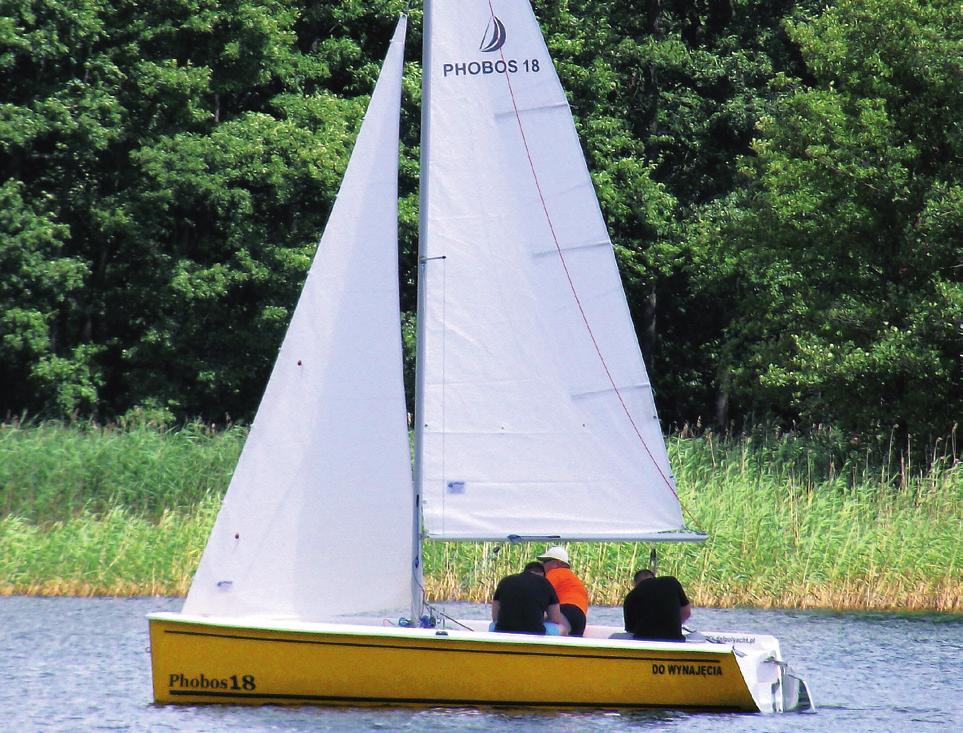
[0,500,218,597]
[0,420,243,521]
[0,422,959,611]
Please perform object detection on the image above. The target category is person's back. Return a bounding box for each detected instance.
[622,571,691,642]
[492,566,560,634]
[544,566,588,613]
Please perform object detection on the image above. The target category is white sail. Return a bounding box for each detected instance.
[183,17,412,620]
[417,0,684,540]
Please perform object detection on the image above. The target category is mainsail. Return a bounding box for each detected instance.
[416,0,684,540]
[183,17,412,620]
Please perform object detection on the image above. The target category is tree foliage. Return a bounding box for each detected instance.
[0,0,959,444]
[696,0,961,440]
[0,0,409,418]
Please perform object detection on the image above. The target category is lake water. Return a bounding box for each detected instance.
[2,596,960,732]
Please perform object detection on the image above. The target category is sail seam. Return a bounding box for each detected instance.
[493,100,568,116]
[532,239,611,257]
[487,0,680,504]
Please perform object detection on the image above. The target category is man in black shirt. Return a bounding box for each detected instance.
[492,562,570,635]
[622,569,692,641]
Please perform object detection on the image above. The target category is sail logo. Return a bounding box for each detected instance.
[441,15,542,78]
[479,16,507,52]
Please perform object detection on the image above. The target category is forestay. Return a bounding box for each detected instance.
[417,0,684,540]
[183,17,412,620]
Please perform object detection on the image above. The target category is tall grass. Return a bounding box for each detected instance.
[0,420,243,521]
[0,422,959,611]
[0,499,219,596]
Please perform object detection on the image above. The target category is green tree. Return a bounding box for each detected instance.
[703,0,962,439]
[0,0,411,419]
[0,180,89,414]
[5,0,957,444]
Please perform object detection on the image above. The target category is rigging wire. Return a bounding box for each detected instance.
[399,568,477,631]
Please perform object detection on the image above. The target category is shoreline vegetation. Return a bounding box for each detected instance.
[1,422,959,613]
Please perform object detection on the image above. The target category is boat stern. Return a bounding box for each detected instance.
[696,630,815,713]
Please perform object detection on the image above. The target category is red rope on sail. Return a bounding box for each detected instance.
[486,1,681,504]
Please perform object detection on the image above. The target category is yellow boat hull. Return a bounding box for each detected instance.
[148,614,760,711]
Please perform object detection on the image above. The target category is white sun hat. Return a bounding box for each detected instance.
[537,546,569,564]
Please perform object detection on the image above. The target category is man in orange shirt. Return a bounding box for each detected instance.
[537,546,589,636]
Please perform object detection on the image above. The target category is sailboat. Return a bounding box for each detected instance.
[148,1,813,713]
